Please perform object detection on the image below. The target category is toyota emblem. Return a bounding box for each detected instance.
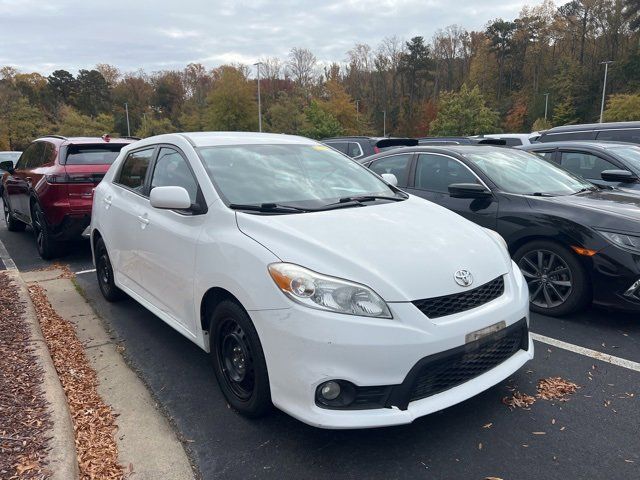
[454,269,473,287]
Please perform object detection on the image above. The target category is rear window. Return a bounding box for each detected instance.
[64,144,128,165]
[539,131,596,142]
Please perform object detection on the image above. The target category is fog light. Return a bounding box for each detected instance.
[320,381,341,400]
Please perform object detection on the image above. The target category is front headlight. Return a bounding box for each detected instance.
[268,263,392,318]
[597,230,640,253]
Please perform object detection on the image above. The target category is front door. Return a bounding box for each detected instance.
[136,146,204,335]
[5,142,44,219]
[406,153,498,229]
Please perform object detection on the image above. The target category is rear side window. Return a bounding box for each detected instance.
[369,153,412,186]
[65,144,128,165]
[346,142,363,158]
[325,142,348,154]
[540,131,596,142]
[19,142,45,169]
[531,150,555,161]
[596,129,640,143]
[116,148,154,193]
[150,148,198,203]
[503,138,523,146]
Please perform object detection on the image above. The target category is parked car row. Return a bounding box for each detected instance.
[2,126,640,429]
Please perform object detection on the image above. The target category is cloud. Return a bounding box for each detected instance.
[0,0,565,75]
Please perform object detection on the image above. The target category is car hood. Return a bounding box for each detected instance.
[532,190,640,229]
[236,196,511,302]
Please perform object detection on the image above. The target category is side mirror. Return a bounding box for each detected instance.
[448,183,492,199]
[149,186,191,210]
[601,169,638,183]
[381,173,398,186]
[0,160,15,173]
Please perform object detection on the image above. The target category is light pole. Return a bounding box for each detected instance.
[543,93,549,121]
[600,60,613,123]
[253,62,263,132]
[124,102,131,136]
[382,110,386,137]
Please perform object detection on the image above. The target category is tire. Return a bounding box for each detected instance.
[514,240,591,317]
[31,202,58,260]
[95,237,125,302]
[2,194,26,232]
[209,300,271,417]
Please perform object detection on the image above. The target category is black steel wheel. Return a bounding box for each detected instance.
[2,194,26,232]
[95,237,125,302]
[31,203,58,259]
[210,300,271,417]
[515,240,590,316]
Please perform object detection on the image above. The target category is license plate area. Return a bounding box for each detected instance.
[465,321,506,344]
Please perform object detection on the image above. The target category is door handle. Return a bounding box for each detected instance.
[102,196,112,208]
[137,214,150,226]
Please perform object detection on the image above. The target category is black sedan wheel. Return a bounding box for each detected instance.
[3,194,26,232]
[210,300,271,417]
[515,240,590,316]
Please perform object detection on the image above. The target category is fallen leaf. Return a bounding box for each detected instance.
[482,423,493,429]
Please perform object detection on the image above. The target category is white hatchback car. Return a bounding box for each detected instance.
[90,132,533,429]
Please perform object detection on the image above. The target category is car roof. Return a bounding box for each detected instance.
[543,121,640,133]
[478,133,533,139]
[177,132,317,148]
[521,141,636,150]
[363,144,514,162]
[37,135,136,146]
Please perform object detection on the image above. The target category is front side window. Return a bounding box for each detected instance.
[531,150,555,161]
[346,142,363,158]
[150,148,198,203]
[369,154,412,186]
[464,149,593,196]
[116,148,154,193]
[415,154,480,193]
[559,151,616,179]
[325,142,348,154]
[198,144,395,207]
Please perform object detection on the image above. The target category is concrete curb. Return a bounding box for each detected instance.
[7,269,79,480]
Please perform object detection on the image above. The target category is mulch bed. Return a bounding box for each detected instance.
[28,284,123,480]
[0,272,51,479]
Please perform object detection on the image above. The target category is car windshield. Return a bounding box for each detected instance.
[464,149,594,195]
[65,144,127,165]
[608,146,640,174]
[198,144,396,208]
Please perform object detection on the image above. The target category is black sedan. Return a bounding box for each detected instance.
[363,146,640,316]
[519,141,640,192]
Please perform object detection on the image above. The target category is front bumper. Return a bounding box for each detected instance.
[589,245,640,311]
[250,264,532,429]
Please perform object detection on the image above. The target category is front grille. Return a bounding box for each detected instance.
[413,276,505,319]
[385,318,528,410]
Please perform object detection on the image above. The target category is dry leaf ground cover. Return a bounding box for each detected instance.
[0,273,51,480]
[28,283,124,480]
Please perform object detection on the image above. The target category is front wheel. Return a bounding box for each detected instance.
[514,240,591,316]
[3,194,26,232]
[31,203,58,259]
[210,301,271,417]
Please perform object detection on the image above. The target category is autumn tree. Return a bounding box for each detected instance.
[604,93,640,120]
[206,66,257,131]
[430,84,499,135]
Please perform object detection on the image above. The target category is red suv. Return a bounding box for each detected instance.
[1,135,136,259]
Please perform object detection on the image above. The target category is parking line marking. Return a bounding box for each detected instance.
[0,237,17,271]
[531,332,640,373]
[75,268,96,275]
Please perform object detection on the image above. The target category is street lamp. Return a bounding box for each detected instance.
[600,61,614,124]
[543,93,549,121]
[124,102,131,136]
[382,110,386,137]
[253,61,264,132]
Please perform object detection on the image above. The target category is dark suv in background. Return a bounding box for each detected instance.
[537,121,640,144]
[1,135,136,259]
[322,136,418,160]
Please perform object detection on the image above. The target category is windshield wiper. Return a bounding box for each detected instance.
[229,203,312,213]
[337,194,407,203]
[571,187,597,195]
[531,192,555,197]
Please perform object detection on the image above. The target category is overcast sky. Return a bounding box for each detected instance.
[1,0,559,76]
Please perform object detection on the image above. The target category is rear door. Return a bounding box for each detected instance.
[406,153,498,228]
[135,146,205,334]
[102,146,156,293]
[557,150,620,187]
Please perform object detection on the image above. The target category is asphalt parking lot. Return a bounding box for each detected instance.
[1,210,638,480]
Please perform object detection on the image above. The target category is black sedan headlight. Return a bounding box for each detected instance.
[597,230,640,254]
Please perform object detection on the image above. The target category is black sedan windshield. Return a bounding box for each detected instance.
[198,144,396,207]
[464,149,594,196]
